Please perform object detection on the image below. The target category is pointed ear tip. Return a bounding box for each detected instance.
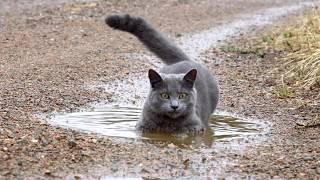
[148,69,154,75]
[189,69,197,75]
[148,69,162,79]
[148,69,156,73]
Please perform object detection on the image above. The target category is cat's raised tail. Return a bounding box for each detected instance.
[105,14,190,65]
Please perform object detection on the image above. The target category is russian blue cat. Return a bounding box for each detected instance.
[106,14,219,134]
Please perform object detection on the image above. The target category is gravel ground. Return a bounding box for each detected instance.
[208,42,320,178]
[0,0,319,179]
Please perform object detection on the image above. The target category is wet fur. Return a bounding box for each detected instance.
[106,14,219,134]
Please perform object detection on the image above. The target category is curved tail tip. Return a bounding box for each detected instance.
[105,15,120,28]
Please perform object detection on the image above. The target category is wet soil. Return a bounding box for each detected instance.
[1,0,320,179]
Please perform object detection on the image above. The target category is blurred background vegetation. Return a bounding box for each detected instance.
[261,9,320,90]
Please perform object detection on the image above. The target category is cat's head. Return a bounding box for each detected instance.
[146,69,197,119]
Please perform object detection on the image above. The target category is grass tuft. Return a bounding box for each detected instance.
[276,75,292,98]
[259,9,320,88]
[221,45,265,58]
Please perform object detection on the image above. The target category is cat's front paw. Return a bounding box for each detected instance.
[136,121,158,133]
[182,125,205,135]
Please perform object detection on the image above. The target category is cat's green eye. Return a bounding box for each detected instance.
[178,93,188,99]
[160,93,170,99]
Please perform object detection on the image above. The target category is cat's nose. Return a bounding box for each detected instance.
[170,104,179,110]
[170,100,179,110]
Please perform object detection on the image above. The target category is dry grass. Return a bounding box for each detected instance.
[276,75,292,98]
[260,9,320,88]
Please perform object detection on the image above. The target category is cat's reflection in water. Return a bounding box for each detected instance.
[138,129,214,148]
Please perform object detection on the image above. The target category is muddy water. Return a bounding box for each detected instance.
[50,106,265,147]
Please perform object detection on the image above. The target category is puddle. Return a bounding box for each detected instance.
[49,106,266,147]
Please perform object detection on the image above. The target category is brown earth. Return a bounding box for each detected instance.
[0,0,319,179]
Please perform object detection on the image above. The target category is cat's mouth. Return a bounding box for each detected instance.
[168,110,181,118]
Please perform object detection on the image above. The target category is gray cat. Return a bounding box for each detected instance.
[106,14,219,134]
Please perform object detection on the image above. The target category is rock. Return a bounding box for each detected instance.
[1,171,10,176]
[175,33,182,37]
[214,59,222,66]
[167,143,176,148]
[44,170,51,175]
[3,154,9,160]
[5,129,14,138]
[303,156,313,161]
[74,175,84,179]
[31,139,38,143]
[183,159,190,169]
[91,139,97,143]
[68,140,77,148]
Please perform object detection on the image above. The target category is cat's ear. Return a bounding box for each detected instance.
[148,69,163,88]
[183,69,197,87]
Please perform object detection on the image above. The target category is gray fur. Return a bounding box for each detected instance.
[106,14,190,64]
[106,14,219,134]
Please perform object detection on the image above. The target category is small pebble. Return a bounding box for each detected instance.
[68,140,77,148]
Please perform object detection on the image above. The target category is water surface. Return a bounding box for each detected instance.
[50,106,265,146]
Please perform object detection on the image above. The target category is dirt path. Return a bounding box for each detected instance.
[0,0,319,179]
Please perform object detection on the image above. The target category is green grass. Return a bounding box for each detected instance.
[220,45,265,58]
